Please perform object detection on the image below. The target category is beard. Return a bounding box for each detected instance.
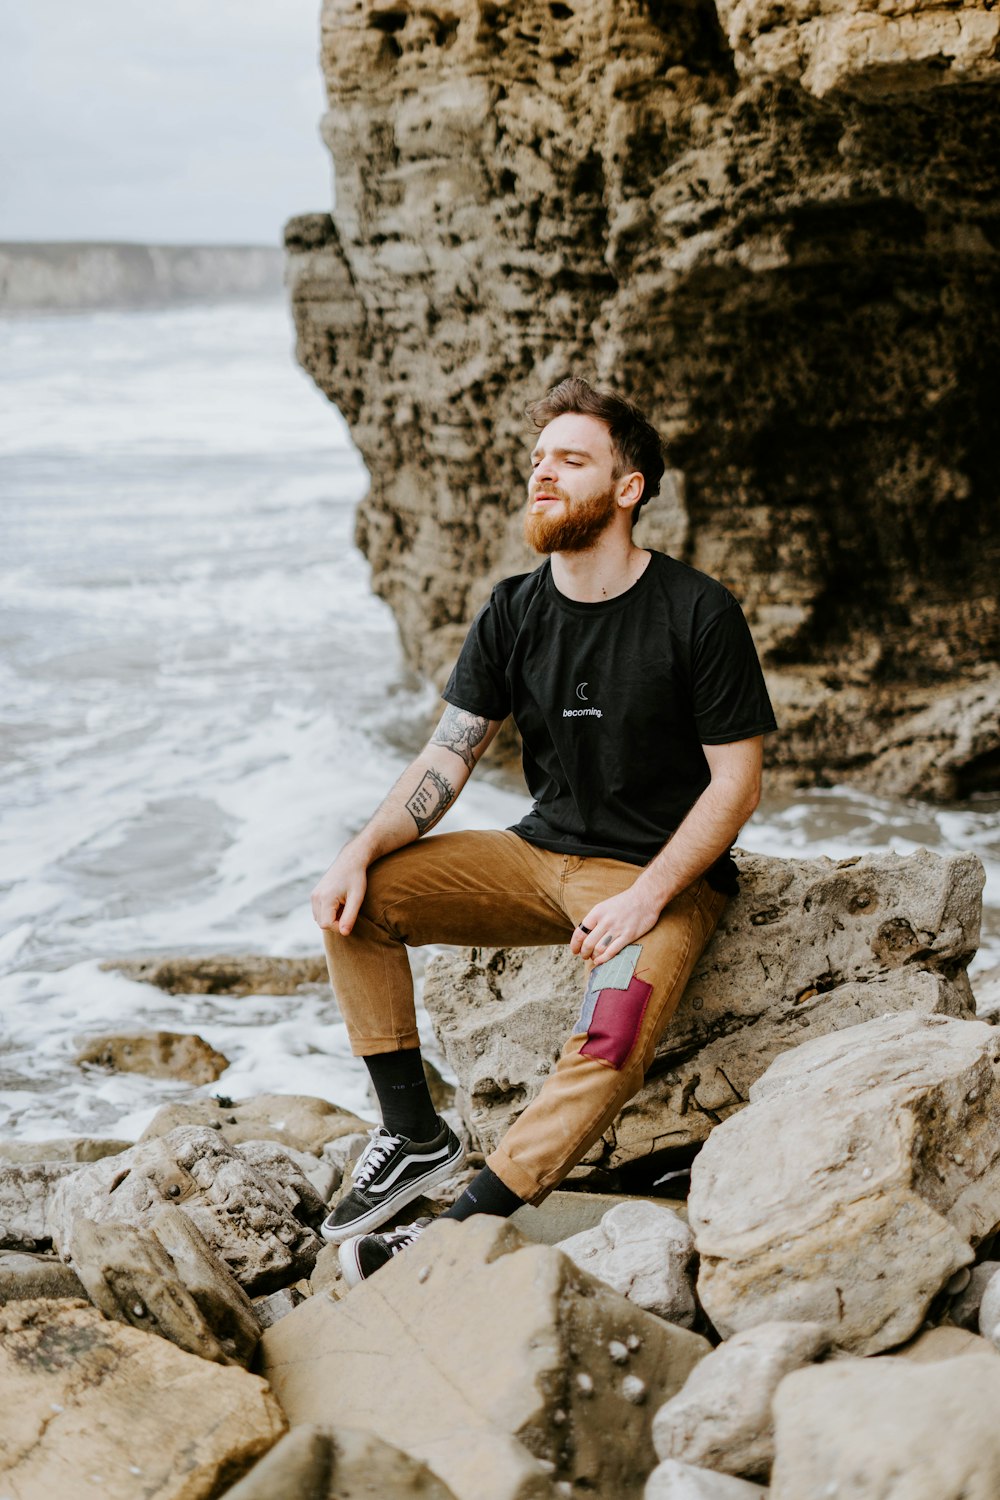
[523,482,619,555]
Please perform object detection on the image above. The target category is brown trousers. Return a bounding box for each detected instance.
[322,829,726,1205]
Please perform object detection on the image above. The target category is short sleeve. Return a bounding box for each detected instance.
[442,593,511,722]
[691,600,778,745]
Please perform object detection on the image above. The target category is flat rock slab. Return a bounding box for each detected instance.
[770,1353,1000,1498]
[103,953,328,995]
[74,1030,229,1084]
[0,1137,131,1163]
[690,1012,1000,1353]
[49,1126,321,1295]
[260,1216,710,1500]
[0,1297,285,1500]
[512,1189,687,1245]
[140,1093,369,1156]
[424,850,982,1169]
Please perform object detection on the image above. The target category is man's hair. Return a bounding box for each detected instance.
[525,376,665,519]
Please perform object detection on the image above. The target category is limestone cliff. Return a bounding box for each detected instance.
[285,0,1000,798]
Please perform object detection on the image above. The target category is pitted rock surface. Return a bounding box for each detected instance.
[49,1126,321,1295]
[286,0,1000,799]
[423,848,982,1169]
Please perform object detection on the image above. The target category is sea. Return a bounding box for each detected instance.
[1,297,997,1145]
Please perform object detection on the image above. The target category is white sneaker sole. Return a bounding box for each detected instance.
[319,1142,464,1245]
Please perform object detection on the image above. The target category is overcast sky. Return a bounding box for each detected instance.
[0,0,333,245]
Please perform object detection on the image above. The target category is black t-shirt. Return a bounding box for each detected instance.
[442,551,777,891]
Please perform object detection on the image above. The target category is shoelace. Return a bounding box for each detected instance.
[351,1127,403,1189]
[385,1219,429,1255]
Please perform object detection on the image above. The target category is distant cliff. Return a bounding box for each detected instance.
[285,0,1000,800]
[0,243,283,312]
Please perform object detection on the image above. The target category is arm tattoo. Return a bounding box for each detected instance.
[431,706,490,771]
[405,767,456,835]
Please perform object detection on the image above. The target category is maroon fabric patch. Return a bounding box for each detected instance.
[580,974,653,1069]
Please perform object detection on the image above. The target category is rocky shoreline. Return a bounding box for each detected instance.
[5,846,1000,1497]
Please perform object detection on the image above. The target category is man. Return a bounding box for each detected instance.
[312,376,777,1285]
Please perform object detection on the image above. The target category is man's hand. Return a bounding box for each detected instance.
[311,844,369,936]
[570,881,665,966]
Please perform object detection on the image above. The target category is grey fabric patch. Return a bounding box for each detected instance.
[575,943,643,1032]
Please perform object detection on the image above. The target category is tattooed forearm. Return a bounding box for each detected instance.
[431,706,489,771]
[405,767,456,835]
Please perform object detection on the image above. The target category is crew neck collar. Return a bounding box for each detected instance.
[543,551,659,614]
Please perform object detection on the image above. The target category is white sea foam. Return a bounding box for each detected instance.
[0,299,996,1144]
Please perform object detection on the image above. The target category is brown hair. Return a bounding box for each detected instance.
[526,376,665,518]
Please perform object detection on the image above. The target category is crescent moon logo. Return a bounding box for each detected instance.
[576,682,589,701]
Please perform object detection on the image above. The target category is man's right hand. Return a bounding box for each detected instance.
[311,844,369,936]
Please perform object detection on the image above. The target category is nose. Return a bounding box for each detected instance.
[532,455,558,487]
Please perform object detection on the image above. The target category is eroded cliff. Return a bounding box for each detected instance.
[286,0,1000,797]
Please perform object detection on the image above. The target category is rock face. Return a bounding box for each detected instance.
[423,848,981,1171]
[285,0,1000,799]
[770,1354,1000,1499]
[259,1215,710,1500]
[689,1011,1000,1353]
[49,1126,322,1295]
[0,1297,285,1500]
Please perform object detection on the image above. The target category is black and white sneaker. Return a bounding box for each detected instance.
[339,1216,432,1287]
[319,1120,463,1243]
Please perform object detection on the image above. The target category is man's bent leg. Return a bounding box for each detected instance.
[322,829,572,1054]
[487,870,727,1205]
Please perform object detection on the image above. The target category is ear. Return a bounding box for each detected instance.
[616,470,645,513]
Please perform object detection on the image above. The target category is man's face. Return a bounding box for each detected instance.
[524,412,621,555]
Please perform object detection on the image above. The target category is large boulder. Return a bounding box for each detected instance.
[102,952,328,995]
[651,1321,829,1478]
[770,1354,1000,1498]
[259,1215,711,1500]
[424,850,982,1171]
[50,1126,321,1295]
[690,1011,1000,1353]
[0,1297,285,1500]
[0,1161,79,1247]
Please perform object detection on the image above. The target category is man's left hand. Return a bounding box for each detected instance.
[570,885,665,965]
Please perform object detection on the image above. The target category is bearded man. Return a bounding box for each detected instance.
[311,376,777,1283]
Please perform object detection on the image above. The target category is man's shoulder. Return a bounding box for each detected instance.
[488,562,550,617]
[648,551,738,618]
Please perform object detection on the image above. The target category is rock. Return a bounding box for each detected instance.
[140,1093,369,1156]
[151,1204,262,1362]
[286,1,1000,803]
[252,1286,306,1329]
[690,1011,1000,1354]
[0,1136,131,1163]
[514,1189,688,1246]
[70,1214,258,1366]
[652,1322,830,1478]
[259,1216,710,1500]
[557,1201,696,1326]
[74,1030,229,1084]
[0,1161,79,1247]
[0,1249,84,1301]
[886,1324,999,1362]
[975,964,1000,1020]
[0,1297,285,1499]
[770,1354,1000,1498]
[321,1129,370,1181]
[236,1140,338,1203]
[309,1244,346,1300]
[223,1423,459,1500]
[978,1265,1000,1347]
[645,1461,770,1498]
[103,952,328,995]
[233,1141,329,1226]
[424,850,980,1168]
[946,1259,1000,1329]
[50,1126,321,1295]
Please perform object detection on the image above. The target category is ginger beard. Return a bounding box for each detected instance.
[523,479,620,555]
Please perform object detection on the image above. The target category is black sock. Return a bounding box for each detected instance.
[363,1050,440,1141]
[444,1165,524,1222]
